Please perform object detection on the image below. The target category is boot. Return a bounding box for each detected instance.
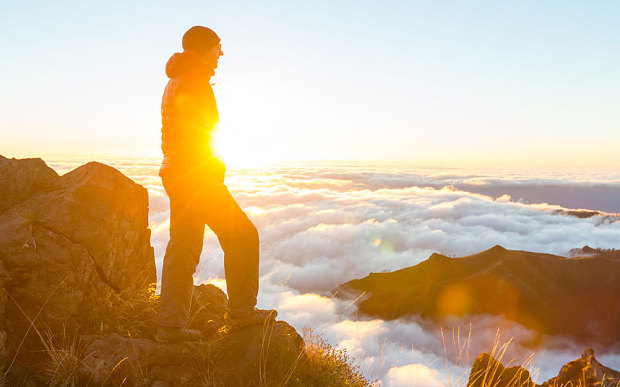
[155,326,202,343]
[224,309,277,331]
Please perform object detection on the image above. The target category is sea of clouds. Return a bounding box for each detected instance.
[51,160,620,386]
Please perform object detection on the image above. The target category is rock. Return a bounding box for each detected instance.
[0,259,9,362]
[542,348,620,387]
[79,333,195,386]
[0,156,321,386]
[0,156,58,213]
[188,284,229,338]
[78,319,306,387]
[216,320,306,386]
[467,352,534,387]
[467,348,620,387]
[569,245,620,260]
[0,156,155,354]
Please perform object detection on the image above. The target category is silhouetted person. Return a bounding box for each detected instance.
[156,26,275,342]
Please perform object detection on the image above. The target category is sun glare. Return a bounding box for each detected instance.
[211,123,282,168]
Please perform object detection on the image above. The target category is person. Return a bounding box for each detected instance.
[156,26,275,343]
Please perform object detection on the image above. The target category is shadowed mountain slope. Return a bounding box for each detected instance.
[340,245,620,346]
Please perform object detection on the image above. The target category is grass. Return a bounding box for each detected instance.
[2,281,617,387]
[6,280,612,387]
[464,331,534,387]
[82,282,160,338]
[441,324,473,387]
[41,325,86,387]
[63,281,374,386]
[184,316,373,386]
[287,328,376,387]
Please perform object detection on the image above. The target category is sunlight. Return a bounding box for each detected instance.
[212,123,281,169]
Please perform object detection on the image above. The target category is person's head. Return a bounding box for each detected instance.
[182,26,224,70]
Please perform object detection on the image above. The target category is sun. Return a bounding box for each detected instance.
[211,123,283,169]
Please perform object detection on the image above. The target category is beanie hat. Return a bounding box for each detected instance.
[182,26,220,56]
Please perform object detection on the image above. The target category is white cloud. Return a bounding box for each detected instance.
[383,364,444,387]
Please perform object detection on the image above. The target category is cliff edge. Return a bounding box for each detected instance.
[0,156,370,387]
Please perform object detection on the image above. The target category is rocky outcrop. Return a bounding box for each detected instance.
[75,284,305,386]
[543,348,620,387]
[0,156,59,213]
[78,318,305,386]
[0,156,155,358]
[569,245,620,260]
[467,348,620,387]
[0,156,317,387]
[339,245,620,346]
[466,352,534,387]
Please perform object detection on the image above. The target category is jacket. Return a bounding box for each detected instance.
[159,50,225,182]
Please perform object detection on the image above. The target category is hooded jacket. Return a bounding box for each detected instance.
[159,50,224,180]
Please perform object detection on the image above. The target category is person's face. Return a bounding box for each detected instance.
[200,43,224,70]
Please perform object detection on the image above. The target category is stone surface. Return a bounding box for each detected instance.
[0,156,155,353]
[467,348,620,387]
[79,333,194,386]
[467,352,534,387]
[0,259,9,362]
[78,319,305,387]
[542,348,620,387]
[188,284,229,338]
[0,155,58,213]
[0,156,309,386]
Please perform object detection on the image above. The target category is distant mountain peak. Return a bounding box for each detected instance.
[339,247,620,346]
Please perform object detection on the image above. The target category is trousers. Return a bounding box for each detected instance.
[158,172,259,328]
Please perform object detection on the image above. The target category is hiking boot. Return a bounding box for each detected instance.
[155,326,202,343]
[224,309,278,331]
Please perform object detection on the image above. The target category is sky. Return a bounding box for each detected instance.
[1,1,619,167]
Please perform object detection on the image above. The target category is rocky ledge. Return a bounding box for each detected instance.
[0,156,367,387]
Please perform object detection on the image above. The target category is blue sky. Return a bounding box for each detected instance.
[1,1,619,167]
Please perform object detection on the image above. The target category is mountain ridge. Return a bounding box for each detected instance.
[339,245,620,347]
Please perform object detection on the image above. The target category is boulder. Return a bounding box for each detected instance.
[188,284,229,337]
[78,319,305,387]
[542,348,620,387]
[0,156,311,387]
[0,155,58,212]
[467,348,620,387]
[0,156,155,355]
[467,352,535,387]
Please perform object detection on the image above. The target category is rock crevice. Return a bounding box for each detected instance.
[30,220,121,293]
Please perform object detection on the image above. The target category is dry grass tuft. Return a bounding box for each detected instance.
[41,325,85,387]
[286,327,376,387]
[83,282,160,338]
